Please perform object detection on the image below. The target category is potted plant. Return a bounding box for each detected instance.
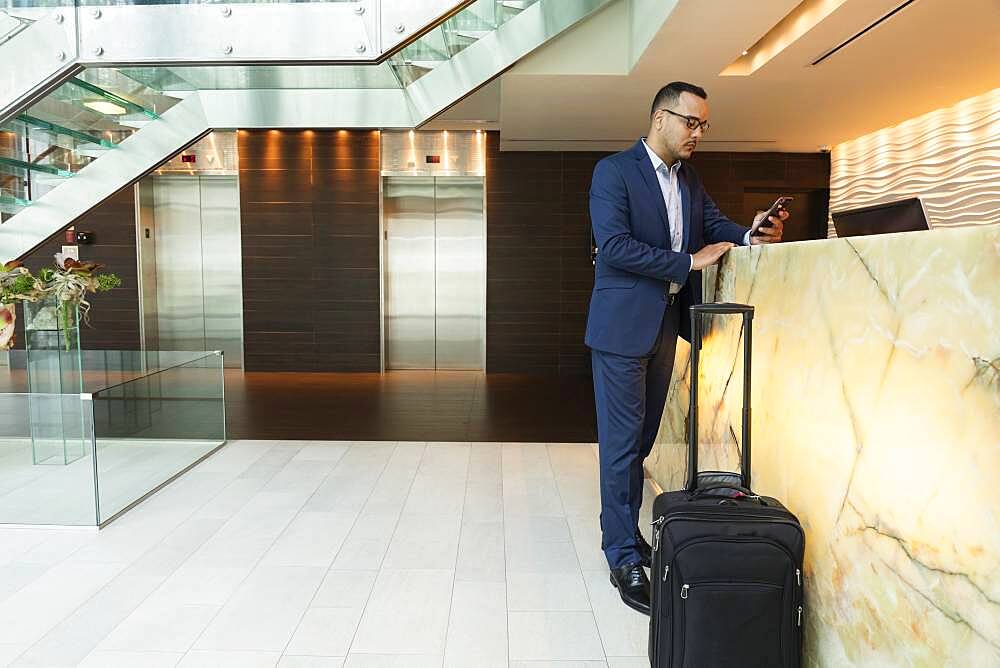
[28,254,122,351]
[0,260,42,351]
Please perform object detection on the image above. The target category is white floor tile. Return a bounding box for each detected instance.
[503,477,566,517]
[285,607,364,657]
[382,514,461,570]
[177,650,281,667]
[194,566,325,652]
[0,563,48,605]
[278,657,345,668]
[418,444,470,479]
[554,477,602,516]
[505,516,572,544]
[466,444,501,483]
[329,514,400,570]
[401,475,465,516]
[312,570,378,609]
[505,539,580,574]
[509,662,607,668]
[78,649,183,667]
[454,521,505,583]
[506,572,592,612]
[351,569,454,655]
[508,611,606,661]
[461,483,503,521]
[0,561,123,646]
[261,512,356,568]
[153,565,253,607]
[15,572,166,666]
[187,492,311,568]
[581,571,648,658]
[98,602,220,652]
[0,441,621,667]
[502,444,555,479]
[443,580,506,668]
[606,658,649,668]
[0,644,28,667]
[343,655,442,668]
[292,444,351,463]
[566,515,607,572]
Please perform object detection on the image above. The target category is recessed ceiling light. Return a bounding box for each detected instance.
[83,100,127,115]
[720,0,850,76]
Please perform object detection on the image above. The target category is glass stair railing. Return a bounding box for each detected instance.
[0,68,185,220]
[1,0,612,257]
[389,0,539,86]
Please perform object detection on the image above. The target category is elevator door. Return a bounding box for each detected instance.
[384,177,484,370]
[138,175,244,367]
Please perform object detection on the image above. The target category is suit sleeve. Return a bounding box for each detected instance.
[590,159,692,284]
[701,186,751,246]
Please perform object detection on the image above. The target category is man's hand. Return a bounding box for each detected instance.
[749,209,789,245]
[691,242,735,271]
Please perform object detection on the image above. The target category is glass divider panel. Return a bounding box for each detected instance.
[91,351,225,524]
[0,393,98,526]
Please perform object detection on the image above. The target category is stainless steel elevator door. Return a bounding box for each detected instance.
[152,177,205,353]
[143,175,244,367]
[434,178,484,370]
[384,178,436,369]
[383,176,484,370]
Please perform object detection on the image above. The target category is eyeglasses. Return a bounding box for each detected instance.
[660,108,710,133]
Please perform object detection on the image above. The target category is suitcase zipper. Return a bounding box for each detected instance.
[797,605,803,626]
[673,534,799,567]
[679,580,782,598]
[796,568,801,587]
[651,516,665,552]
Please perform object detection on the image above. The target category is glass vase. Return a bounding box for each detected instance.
[23,295,85,465]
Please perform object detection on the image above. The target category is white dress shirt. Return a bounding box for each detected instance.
[641,139,752,294]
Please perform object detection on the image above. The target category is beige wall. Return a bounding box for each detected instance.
[828,87,1000,236]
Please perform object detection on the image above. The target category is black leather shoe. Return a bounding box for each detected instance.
[609,563,651,615]
[636,533,652,568]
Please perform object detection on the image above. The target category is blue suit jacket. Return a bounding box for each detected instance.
[584,140,750,356]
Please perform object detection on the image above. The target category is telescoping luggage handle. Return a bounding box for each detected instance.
[686,302,754,492]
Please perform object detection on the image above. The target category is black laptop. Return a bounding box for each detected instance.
[831,197,930,238]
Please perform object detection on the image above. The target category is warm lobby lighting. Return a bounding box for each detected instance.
[720,0,848,76]
[83,100,127,115]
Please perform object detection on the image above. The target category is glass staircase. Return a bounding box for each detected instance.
[0,0,610,260]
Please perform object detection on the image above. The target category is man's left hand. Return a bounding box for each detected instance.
[749,209,788,245]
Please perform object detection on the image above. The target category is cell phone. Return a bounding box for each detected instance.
[751,196,793,236]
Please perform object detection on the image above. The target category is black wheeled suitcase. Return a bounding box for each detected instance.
[648,303,805,668]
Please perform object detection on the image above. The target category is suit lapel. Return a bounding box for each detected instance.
[633,141,668,232]
[679,165,692,252]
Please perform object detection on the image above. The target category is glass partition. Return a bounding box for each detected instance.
[0,350,225,527]
[90,351,225,523]
[0,392,97,526]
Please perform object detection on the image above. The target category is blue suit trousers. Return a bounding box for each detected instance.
[591,300,681,569]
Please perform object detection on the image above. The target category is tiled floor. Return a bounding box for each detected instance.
[0,441,655,667]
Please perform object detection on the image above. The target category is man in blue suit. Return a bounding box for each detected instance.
[586,82,787,614]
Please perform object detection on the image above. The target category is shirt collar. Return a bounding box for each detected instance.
[641,138,681,174]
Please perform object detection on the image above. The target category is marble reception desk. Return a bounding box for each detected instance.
[646,225,999,666]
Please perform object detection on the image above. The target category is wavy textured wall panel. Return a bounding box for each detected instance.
[829,87,1000,236]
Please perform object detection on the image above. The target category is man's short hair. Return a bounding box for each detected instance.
[650,82,708,118]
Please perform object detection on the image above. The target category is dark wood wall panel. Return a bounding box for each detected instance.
[12,188,140,350]
[8,129,827,379]
[484,133,830,374]
[238,129,381,372]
